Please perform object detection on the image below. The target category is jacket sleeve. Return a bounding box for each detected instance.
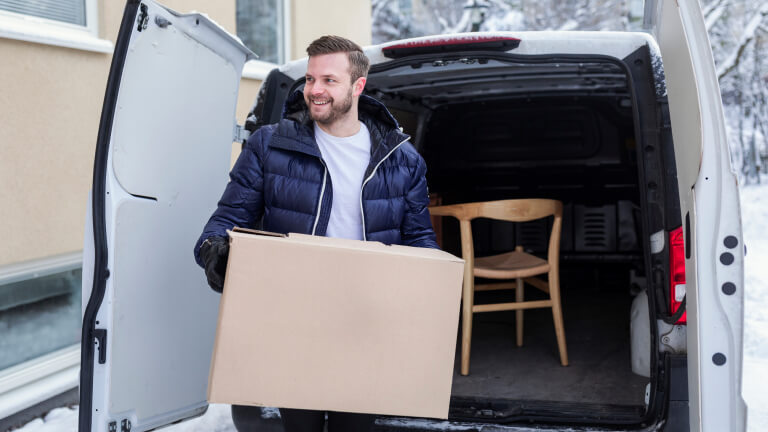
[401,155,440,249]
[193,129,267,267]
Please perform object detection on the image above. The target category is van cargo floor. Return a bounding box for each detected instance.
[450,280,648,407]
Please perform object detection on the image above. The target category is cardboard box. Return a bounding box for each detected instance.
[207,228,464,419]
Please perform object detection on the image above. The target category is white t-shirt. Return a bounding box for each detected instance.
[314,122,372,240]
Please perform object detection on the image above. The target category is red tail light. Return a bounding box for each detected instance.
[381,36,521,59]
[669,226,687,324]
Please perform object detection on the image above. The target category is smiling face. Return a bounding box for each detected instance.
[304,52,366,127]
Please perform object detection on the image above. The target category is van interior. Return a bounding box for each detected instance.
[247,43,684,429]
[367,47,678,427]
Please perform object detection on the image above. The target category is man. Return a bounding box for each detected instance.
[193,35,438,432]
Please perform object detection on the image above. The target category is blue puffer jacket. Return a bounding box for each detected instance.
[194,91,439,266]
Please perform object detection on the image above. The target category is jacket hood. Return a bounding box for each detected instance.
[282,89,401,129]
[280,90,408,152]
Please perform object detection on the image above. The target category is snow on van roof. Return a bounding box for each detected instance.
[279,31,661,80]
[170,9,256,60]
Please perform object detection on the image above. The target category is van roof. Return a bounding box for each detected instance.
[279,31,660,80]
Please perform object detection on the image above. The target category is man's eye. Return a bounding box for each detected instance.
[327,79,335,83]
[306,77,313,82]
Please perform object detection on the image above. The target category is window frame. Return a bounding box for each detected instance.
[0,0,112,53]
[0,251,83,419]
[0,345,80,420]
[241,0,291,81]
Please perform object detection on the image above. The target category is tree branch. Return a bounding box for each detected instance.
[717,4,768,80]
[706,4,726,30]
[702,0,728,19]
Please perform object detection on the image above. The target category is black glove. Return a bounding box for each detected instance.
[199,236,229,293]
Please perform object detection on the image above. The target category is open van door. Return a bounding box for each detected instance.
[646,0,747,430]
[79,1,255,431]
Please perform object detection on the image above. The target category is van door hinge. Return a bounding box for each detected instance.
[136,4,149,32]
[234,124,251,143]
[658,321,687,354]
[94,328,107,364]
[121,419,132,432]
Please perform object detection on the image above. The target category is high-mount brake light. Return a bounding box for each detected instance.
[381,36,521,59]
[669,226,687,324]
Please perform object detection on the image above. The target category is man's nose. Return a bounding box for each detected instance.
[310,82,325,94]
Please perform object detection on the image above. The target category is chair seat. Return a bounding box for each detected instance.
[474,251,550,279]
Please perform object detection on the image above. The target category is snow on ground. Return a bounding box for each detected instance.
[739,182,768,432]
[11,403,235,432]
[13,183,768,432]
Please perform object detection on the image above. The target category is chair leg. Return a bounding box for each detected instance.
[460,274,474,376]
[549,270,568,366]
[515,277,524,347]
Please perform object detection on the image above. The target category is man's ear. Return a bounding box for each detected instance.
[352,76,367,97]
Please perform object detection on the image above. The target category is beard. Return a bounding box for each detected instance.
[307,87,354,126]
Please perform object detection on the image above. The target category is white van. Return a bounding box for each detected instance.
[79,0,746,431]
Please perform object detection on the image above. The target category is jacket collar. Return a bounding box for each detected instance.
[268,90,410,162]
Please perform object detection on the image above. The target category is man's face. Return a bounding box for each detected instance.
[304,52,365,126]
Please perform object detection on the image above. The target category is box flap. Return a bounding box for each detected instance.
[230,227,287,237]
[226,230,464,263]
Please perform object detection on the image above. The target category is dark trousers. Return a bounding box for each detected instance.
[279,408,376,432]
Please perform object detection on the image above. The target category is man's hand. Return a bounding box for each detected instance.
[199,236,229,293]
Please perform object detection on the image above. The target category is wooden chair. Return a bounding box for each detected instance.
[429,199,568,375]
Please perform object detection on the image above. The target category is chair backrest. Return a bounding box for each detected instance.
[429,199,563,263]
[429,199,562,223]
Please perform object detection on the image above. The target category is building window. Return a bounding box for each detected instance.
[0,0,109,53]
[237,0,288,64]
[0,0,86,27]
[0,253,82,372]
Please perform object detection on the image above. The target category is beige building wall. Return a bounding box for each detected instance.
[0,0,371,267]
[290,0,372,59]
[0,38,110,267]
[0,1,259,267]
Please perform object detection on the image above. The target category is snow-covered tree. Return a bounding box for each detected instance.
[372,0,637,41]
[704,0,768,184]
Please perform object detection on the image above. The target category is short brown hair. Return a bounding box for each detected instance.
[306,35,370,83]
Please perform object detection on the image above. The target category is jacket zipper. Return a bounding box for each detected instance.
[359,138,410,241]
[312,159,328,235]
